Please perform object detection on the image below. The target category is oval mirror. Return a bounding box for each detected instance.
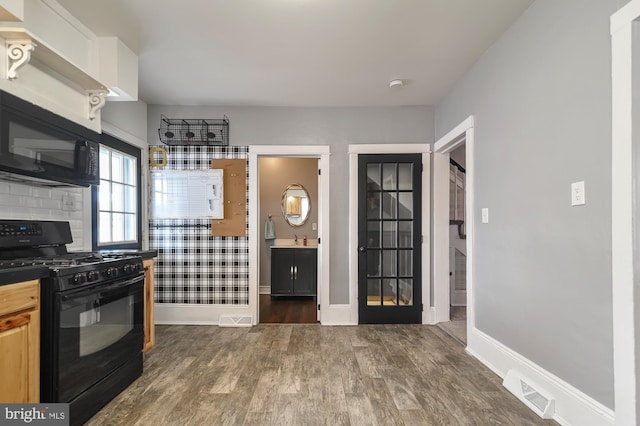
[281,183,310,227]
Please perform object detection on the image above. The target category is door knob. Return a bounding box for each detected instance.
[359,246,366,252]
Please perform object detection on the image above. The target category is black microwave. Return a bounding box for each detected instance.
[0,91,100,187]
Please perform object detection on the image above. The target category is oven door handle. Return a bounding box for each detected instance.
[60,273,145,301]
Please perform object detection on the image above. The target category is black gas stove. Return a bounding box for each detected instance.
[0,220,145,426]
[0,252,143,291]
[0,221,143,292]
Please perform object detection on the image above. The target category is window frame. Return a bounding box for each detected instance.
[91,133,142,251]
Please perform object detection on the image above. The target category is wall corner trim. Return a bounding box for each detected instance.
[466,328,615,426]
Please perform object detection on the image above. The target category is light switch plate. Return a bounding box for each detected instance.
[312,222,317,231]
[571,181,585,206]
[481,208,489,223]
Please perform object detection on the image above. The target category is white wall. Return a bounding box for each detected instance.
[435,0,627,410]
[148,105,434,304]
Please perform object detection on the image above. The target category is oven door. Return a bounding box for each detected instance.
[55,273,144,402]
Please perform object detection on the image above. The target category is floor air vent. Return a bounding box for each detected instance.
[218,315,253,327]
[503,370,555,419]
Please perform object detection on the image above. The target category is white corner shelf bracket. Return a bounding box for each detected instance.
[7,39,35,79]
[87,89,108,120]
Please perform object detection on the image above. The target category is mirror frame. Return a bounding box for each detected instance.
[281,183,311,227]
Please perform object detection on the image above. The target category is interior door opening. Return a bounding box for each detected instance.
[258,156,319,324]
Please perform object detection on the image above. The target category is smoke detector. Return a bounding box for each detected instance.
[389,79,404,88]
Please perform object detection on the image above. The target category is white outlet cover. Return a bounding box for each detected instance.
[481,208,489,223]
[571,181,585,206]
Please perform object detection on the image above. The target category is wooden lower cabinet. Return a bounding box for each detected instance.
[143,259,155,353]
[0,279,40,403]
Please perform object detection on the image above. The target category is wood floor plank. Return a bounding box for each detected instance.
[87,324,557,426]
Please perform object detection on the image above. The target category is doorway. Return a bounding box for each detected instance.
[258,156,318,323]
[248,145,330,326]
[441,144,468,343]
[433,116,475,343]
[358,154,423,324]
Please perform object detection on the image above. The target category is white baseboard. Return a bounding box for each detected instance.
[467,327,614,426]
[154,303,251,325]
[321,304,357,325]
[259,285,270,295]
[425,306,437,324]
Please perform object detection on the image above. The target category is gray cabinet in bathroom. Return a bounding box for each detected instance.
[270,248,317,297]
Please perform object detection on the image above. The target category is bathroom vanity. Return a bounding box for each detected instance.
[270,246,317,297]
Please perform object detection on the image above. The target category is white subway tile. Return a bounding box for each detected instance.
[9,183,33,196]
[41,198,63,210]
[31,188,53,198]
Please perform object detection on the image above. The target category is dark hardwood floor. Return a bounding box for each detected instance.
[259,294,318,324]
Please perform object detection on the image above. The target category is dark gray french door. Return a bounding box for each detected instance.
[358,154,422,324]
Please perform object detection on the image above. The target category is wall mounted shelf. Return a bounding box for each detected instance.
[0,27,109,120]
[159,115,229,146]
[0,27,107,92]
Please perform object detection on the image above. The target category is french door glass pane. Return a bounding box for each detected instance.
[382,221,397,248]
[383,193,397,219]
[382,164,396,190]
[382,250,396,276]
[399,222,412,248]
[367,163,381,187]
[382,279,397,305]
[399,279,413,305]
[398,163,413,190]
[367,249,381,277]
[367,192,381,218]
[398,193,413,219]
[367,279,381,305]
[399,250,413,276]
[367,221,381,248]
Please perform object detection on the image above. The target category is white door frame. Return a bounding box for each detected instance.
[348,144,431,324]
[611,3,640,424]
[248,145,331,325]
[433,116,475,331]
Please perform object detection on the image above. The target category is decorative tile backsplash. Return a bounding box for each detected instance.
[0,181,85,250]
[149,145,249,305]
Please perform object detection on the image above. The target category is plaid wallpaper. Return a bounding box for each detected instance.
[149,145,249,304]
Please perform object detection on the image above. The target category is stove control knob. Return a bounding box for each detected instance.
[123,264,132,273]
[107,267,117,277]
[87,271,97,281]
[73,273,87,284]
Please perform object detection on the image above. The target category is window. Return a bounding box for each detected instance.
[92,134,142,250]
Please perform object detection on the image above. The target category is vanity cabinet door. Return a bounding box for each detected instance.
[294,249,317,296]
[271,249,294,295]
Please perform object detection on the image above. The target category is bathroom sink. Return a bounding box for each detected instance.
[271,238,317,248]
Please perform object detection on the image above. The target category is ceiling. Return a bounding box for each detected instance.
[57,0,534,107]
